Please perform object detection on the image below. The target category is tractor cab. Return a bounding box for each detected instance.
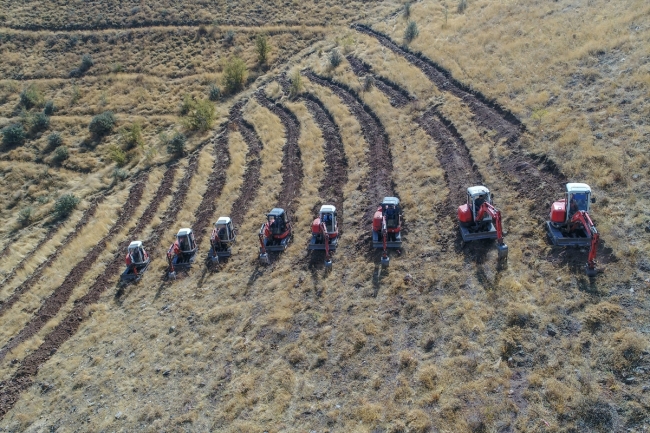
[550,183,594,225]
[381,197,401,229]
[214,217,236,242]
[176,228,197,253]
[267,208,289,236]
[318,205,337,234]
[127,241,147,264]
[467,186,492,221]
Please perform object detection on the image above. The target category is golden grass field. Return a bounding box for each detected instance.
[0,0,649,431]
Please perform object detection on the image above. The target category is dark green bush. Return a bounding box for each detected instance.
[32,113,50,132]
[329,49,342,69]
[1,123,26,147]
[89,111,116,138]
[17,207,33,227]
[255,34,270,65]
[404,21,419,43]
[184,99,215,131]
[44,100,56,115]
[70,54,94,77]
[48,132,63,148]
[223,30,235,45]
[208,84,221,101]
[54,194,80,219]
[53,145,69,163]
[166,132,186,156]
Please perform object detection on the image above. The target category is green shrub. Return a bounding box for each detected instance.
[255,34,270,65]
[120,122,143,149]
[208,84,221,101]
[19,85,44,109]
[54,194,80,219]
[404,2,411,18]
[222,57,247,94]
[108,144,128,166]
[184,99,215,131]
[1,123,25,147]
[404,21,419,43]
[289,71,303,99]
[70,54,94,77]
[180,94,194,115]
[223,30,235,45]
[458,0,467,13]
[166,132,186,156]
[89,111,116,138]
[43,100,55,115]
[113,168,128,181]
[48,132,63,148]
[17,207,33,227]
[31,113,50,132]
[363,75,375,91]
[329,49,342,69]
[53,145,69,163]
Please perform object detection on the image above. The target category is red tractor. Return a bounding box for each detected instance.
[372,197,402,267]
[546,183,599,276]
[208,217,237,264]
[457,186,508,261]
[167,228,198,278]
[258,208,292,265]
[121,240,150,282]
[308,205,339,269]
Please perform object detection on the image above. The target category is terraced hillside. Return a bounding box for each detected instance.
[0,0,649,431]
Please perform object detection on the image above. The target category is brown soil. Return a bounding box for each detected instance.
[304,71,394,222]
[418,106,483,214]
[227,100,264,227]
[191,129,231,247]
[346,55,415,108]
[352,24,523,142]
[0,173,149,362]
[0,196,106,318]
[255,91,304,217]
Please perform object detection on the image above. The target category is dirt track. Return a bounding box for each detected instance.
[352,24,522,141]
[255,91,304,217]
[229,101,264,227]
[305,71,394,221]
[0,197,105,318]
[0,174,149,362]
[346,55,414,108]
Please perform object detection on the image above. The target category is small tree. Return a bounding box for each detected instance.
[458,0,468,14]
[404,2,411,18]
[329,49,342,69]
[223,30,235,46]
[1,124,26,147]
[108,144,128,166]
[89,111,116,138]
[289,70,303,99]
[404,20,419,44]
[184,99,215,131]
[222,57,248,94]
[120,122,143,149]
[167,132,186,156]
[255,34,270,65]
[18,207,33,227]
[54,194,80,219]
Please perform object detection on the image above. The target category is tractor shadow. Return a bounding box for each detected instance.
[453,231,507,289]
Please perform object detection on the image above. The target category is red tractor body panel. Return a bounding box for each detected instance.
[550,199,567,224]
[457,204,473,224]
[372,207,383,232]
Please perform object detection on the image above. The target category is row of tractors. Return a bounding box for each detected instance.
[121,182,600,282]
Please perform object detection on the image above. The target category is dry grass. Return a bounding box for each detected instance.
[1,0,650,431]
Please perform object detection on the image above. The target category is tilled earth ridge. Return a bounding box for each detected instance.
[304,70,394,223]
[352,23,523,142]
[0,197,106,316]
[346,54,415,108]
[229,100,264,227]
[0,198,107,318]
[0,173,149,362]
[277,76,348,222]
[0,140,215,418]
[255,91,305,217]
